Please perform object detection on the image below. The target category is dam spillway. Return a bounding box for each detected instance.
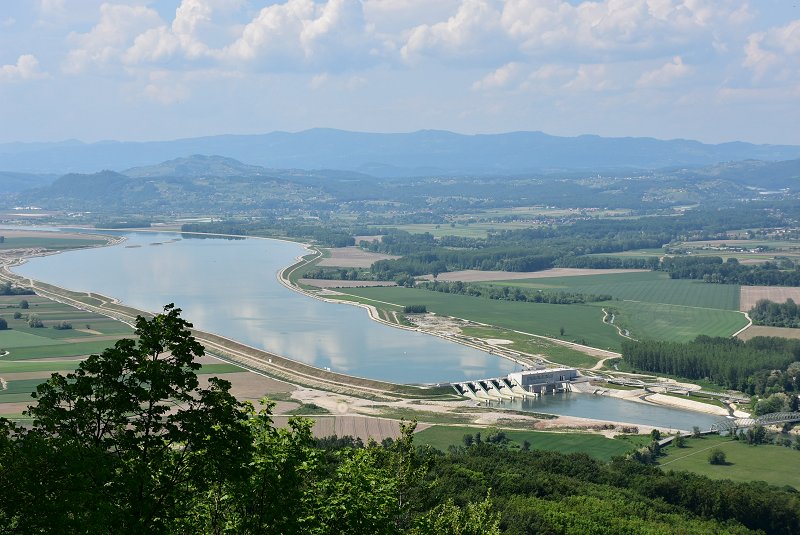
[453,366,578,401]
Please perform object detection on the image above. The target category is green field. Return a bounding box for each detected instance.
[0,378,46,396]
[0,296,137,410]
[602,300,747,342]
[484,271,746,342]
[415,425,647,461]
[337,281,746,349]
[459,326,600,368]
[0,360,84,373]
[491,271,740,310]
[1,340,127,360]
[338,286,624,351]
[659,435,800,489]
[197,363,246,375]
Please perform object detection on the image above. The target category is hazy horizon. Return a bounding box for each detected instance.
[0,1,797,146]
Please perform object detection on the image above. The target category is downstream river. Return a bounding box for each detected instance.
[12,230,721,430]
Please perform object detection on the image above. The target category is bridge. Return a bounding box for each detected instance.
[710,412,800,433]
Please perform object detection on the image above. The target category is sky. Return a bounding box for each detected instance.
[0,0,798,145]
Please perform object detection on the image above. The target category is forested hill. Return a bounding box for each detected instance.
[2,129,800,175]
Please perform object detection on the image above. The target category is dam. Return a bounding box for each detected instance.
[453,366,578,400]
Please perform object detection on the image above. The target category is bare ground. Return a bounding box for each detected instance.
[738,325,800,340]
[271,415,420,442]
[317,247,399,268]
[739,286,800,311]
[418,268,649,282]
[204,371,295,404]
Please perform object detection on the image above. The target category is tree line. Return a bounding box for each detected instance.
[361,207,785,279]
[3,306,799,533]
[750,298,800,328]
[415,280,612,304]
[621,335,800,395]
[662,256,800,286]
[0,282,34,296]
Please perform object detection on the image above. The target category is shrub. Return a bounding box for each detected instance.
[708,448,727,465]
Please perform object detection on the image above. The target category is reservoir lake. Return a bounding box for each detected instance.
[12,230,721,430]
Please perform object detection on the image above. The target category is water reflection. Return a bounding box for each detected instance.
[14,231,516,384]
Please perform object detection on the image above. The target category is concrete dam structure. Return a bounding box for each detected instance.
[453,366,578,400]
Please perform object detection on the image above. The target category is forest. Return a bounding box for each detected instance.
[2,306,799,534]
[621,336,800,395]
[361,207,785,280]
[750,298,800,328]
[414,280,612,304]
[663,257,800,286]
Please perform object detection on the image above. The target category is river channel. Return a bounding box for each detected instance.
[12,230,721,430]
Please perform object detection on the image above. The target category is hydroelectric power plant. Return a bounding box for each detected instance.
[452,366,579,400]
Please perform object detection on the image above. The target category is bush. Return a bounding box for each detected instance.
[28,314,44,328]
[52,321,73,330]
[708,448,727,465]
[13,312,21,319]
[404,304,427,314]
[19,300,29,309]
[0,318,7,330]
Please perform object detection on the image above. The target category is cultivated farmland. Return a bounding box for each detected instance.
[0,294,296,420]
[336,286,624,351]
[739,285,800,312]
[491,271,740,310]
[599,301,747,342]
[337,270,749,348]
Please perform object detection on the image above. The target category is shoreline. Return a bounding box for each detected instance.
[1,226,736,432]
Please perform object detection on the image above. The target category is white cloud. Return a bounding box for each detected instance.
[0,54,48,81]
[400,0,511,63]
[743,19,800,81]
[221,0,375,70]
[63,3,162,74]
[124,0,217,65]
[0,17,16,28]
[400,0,747,65]
[636,55,691,88]
[564,64,615,92]
[472,62,520,90]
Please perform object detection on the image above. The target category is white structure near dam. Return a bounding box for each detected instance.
[453,366,578,400]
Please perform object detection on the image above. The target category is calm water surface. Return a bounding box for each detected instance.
[14,231,517,384]
[12,230,722,429]
[499,393,720,431]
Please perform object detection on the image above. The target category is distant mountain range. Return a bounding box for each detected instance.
[7,152,799,215]
[2,129,800,177]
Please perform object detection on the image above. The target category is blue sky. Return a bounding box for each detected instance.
[0,0,798,144]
